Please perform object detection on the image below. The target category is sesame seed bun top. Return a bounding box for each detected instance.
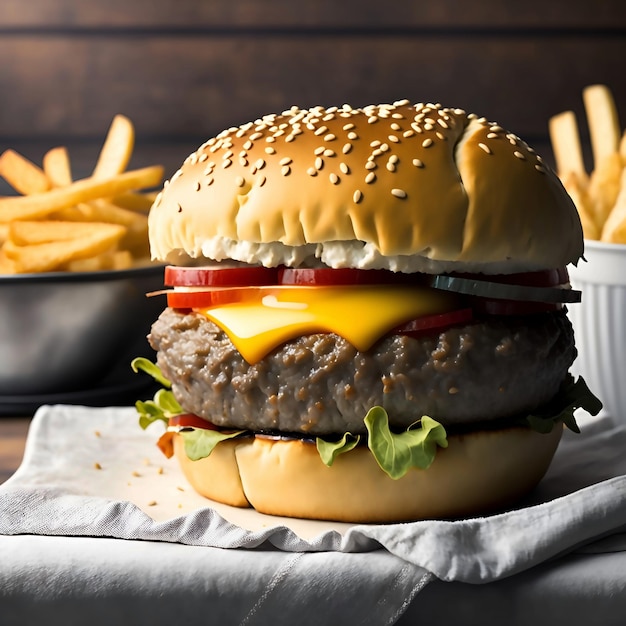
[148,100,583,274]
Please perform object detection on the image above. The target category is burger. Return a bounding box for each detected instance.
[135,99,601,523]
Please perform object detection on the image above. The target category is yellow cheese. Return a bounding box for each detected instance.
[195,285,459,364]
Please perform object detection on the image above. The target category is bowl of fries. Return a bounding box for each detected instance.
[550,84,626,421]
[0,115,166,399]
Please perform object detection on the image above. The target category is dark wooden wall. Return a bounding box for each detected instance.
[1,0,626,182]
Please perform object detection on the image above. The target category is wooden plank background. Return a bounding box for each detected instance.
[1,0,625,183]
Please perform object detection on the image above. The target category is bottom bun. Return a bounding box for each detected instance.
[173,425,563,523]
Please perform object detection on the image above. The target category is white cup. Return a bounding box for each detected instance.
[568,239,626,421]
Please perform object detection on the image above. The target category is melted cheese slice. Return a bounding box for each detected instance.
[195,285,459,364]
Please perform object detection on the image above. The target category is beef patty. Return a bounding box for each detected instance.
[149,308,576,436]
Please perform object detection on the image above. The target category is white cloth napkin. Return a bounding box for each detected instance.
[2,404,626,588]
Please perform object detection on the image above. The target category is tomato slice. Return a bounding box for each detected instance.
[165,265,279,287]
[166,286,267,309]
[393,308,473,337]
[169,413,216,429]
[278,267,419,286]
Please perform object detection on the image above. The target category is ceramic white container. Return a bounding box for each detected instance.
[568,239,626,421]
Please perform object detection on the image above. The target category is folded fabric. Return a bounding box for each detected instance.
[1,404,626,585]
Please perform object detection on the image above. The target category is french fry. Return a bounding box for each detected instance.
[51,201,149,257]
[43,146,73,187]
[562,172,600,240]
[549,110,588,184]
[583,84,621,167]
[620,130,626,167]
[8,220,123,246]
[0,149,51,195]
[4,223,126,273]
[110,191,158,213]
[588,152,623,228]
[92,114,135,179]
[0,248,16,273]
[0,165,164,223]
[64,248,133,272]
[601,169,626,243]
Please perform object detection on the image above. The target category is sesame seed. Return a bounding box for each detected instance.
[243,141,253,150]
[314,146,325,155]
[206,177,214,186]
[353,189,363,203]
[347,132,358,140]
[391,188,407,198]
[365,161,377,170]
[258,175,266,187]
[365,172,376,184]
[323,149,336,157]
[315,157,324,170]
[324,133,336,142]
[403,130,415,138]
[236,176,245,187]
[265,147,276,154]
[314,126,328,136]
[435,132,446,141]
[279,157,292,165]
[478,143,492,154]
[194,181,201,191]
[265,136,276,143]
[514,151,526,160]
[390,122,401,131]
[222,159,232,168]
[412,159,424,168]
[176,203,183,213]
[388,154,399,164]
[437,119,449,129]
[339,162,350,174]
[285,135,295,142]
[307,167,318,176]
[368,116,378,124]
[372,149,382,157]
[487,132,499,139]
[343,123,355,130]
[535,164,546,174]
[386,163,396,172]
[370,140,381,148]
[388,135,400,143]
[249,132,263,141]
[255,158,266,169]
[199,153,209,162]
[329,173,340,184]
[422,138,433,148]
[342,143,353,154]
[239,157,248,166]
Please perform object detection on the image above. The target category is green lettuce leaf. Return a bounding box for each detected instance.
[520,375,602,435]
[131,358,182,429]
[316,432,361,466]
[179,428,246,461]
[364,406,448,479]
